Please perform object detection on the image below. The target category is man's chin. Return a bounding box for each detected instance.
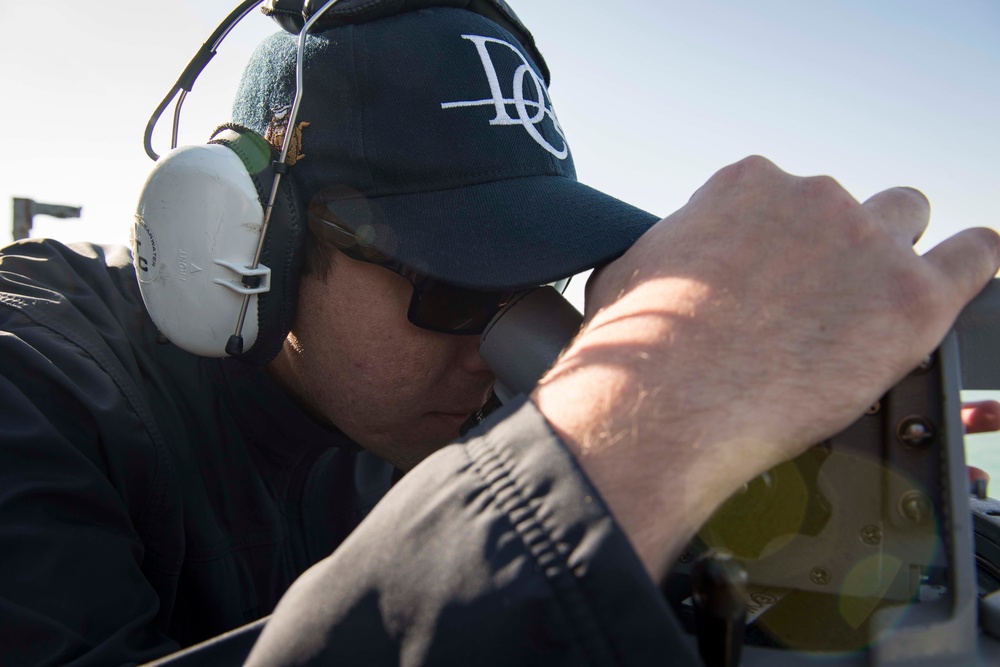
[367,415,472,471]
[424,411,473,439]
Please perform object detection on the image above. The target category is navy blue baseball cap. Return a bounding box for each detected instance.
[232,6,659,290]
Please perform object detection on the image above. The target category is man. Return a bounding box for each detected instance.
[0,5,654,664]
[0,4,996,667]
[244,162,1000,667]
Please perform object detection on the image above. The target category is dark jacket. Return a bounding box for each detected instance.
[0,240,695,666]
[0,240,395,664]
[244,397,697,666]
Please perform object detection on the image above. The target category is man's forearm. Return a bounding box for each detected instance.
[531,276,785,579]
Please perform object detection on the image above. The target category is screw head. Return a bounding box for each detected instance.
[861,524,882,545]
[810,567,832,586]
[896,416,935,449]
[899,491,932,524]
[865,401,881,415]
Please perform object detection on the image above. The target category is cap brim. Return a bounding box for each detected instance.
[318,175,660,291]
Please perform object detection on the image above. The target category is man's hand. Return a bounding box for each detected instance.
[532,156,1000,581]
[963,400,1000,434]
[964,400,1000,492]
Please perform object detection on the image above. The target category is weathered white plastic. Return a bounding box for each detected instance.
[132,144,266,357]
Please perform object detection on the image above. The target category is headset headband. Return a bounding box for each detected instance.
[262,0,549,82]
[143,0,548,162]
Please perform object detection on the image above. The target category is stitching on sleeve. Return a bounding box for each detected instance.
[466,432,617,666]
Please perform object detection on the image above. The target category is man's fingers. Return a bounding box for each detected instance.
[922,227,1000,305]
[863,187,931,246]
[962,400,1000,434]
[969,466,990,487]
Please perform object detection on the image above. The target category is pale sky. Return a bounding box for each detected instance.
[2,1,1000,469]
[2,0,996,249]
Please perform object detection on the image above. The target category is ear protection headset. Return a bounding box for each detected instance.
[133,0,548,365]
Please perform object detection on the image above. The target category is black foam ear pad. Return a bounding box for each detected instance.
[209,124,306,365]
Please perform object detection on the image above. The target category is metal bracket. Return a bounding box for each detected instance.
[212,260,271,295]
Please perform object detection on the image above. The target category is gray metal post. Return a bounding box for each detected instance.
[11,198,82,241]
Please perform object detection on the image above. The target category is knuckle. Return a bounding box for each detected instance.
[971,226,1000,267]
[958,233,1000,289]
[797,175,869,244]
[872,187,931,225]
[735,155,779,180]
[890,265,944,321]
[737,155,777,172]
[717,155,778,183]
[896,186,930,210]
[801,174,849,201]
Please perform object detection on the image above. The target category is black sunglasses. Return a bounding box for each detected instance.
[309,216,567,335]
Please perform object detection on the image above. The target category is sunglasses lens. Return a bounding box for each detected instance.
[410,283,515,334]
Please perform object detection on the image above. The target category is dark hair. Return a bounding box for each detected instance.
[301,224,338,279]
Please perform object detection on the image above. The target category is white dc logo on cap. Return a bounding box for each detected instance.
[441,35,569,160]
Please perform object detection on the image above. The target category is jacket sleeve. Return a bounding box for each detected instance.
[0,242,180,665]
[245,396,698,666]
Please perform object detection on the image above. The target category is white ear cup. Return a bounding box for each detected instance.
[133,144,268,357]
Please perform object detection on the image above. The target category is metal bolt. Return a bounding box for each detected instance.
[896,416,935,449]
[899,491,931,524]
[679,549,695,564]
[861,524,882,545]
[810,567,831,586]
[865,401,881,416]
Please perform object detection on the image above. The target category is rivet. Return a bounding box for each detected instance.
[896,416,935,449]
[810,567,831,586]
[899,491,931,524]
[861,524,882,545]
